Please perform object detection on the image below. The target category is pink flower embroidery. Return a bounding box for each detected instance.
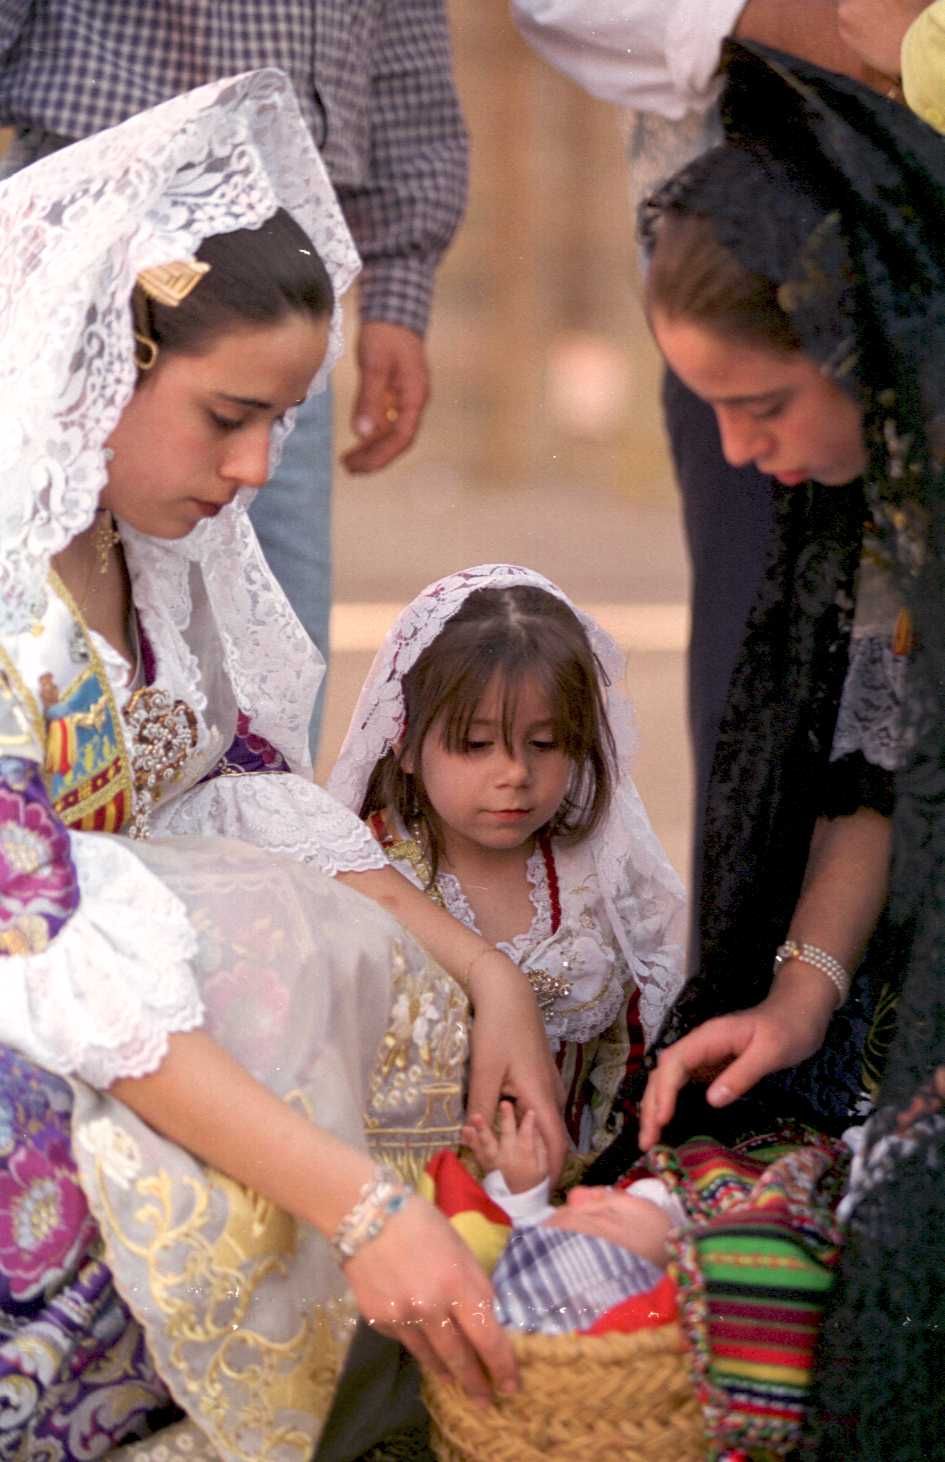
[0,1136,94,1300]
[0,765,79,950]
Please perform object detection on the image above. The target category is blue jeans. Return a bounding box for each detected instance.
[2,126,334,755]
[249,388,333,753]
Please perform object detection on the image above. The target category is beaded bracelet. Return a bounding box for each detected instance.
[773,939,851,1004]
[330,1164,411,1267]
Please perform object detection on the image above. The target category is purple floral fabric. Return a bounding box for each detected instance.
[203,710,291,780]
[0,1045,171,1458]
[0,755,79,957]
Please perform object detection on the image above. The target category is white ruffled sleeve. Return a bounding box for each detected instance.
[150,772,388,877]
[3,832,203,1089]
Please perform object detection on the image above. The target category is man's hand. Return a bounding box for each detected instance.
[342,320,429,473]
[838,0,930,78]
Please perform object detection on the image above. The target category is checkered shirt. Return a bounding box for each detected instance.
[0,0,468,333]
[492,1225,664,1335]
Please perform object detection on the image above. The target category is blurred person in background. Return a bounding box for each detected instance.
[0,1,468,755]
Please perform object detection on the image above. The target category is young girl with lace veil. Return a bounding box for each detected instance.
[0,72,569,1460]
[328,564,685,1156]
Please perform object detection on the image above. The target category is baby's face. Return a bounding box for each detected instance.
[544,1188,670,1267]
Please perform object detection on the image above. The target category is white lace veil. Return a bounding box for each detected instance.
[328,564,686,1041]
[0,67,360,772]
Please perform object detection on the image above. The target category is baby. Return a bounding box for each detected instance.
[463,1103,685,1335]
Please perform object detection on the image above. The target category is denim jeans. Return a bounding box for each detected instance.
[249,387,333,753]
[2,126,334,755]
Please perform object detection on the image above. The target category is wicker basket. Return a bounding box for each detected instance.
[424,1321,706,1461]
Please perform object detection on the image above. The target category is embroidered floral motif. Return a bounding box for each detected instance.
[0,1137,92,1300]
[0,758,80,955]
[0,1045,170,1452]
[78,1118,143,1191]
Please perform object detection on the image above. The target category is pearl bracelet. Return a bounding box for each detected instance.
[330,1163,411,1267]
[773,939,850,1004]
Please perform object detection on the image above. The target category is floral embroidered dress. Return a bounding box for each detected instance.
[0,72,432,1462]
[328,565,687,1155]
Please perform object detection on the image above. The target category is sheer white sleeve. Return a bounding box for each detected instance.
[150,773,388,877]
[1,833,202,1089]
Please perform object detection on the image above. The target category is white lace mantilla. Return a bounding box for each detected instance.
[0,68,360,778]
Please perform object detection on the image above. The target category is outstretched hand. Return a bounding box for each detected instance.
[344,1193,516,1404]
[638,987,833,1150]
[465,961,569,1183]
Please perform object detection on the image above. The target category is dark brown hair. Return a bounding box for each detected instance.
[132,207,334,360]
[646,210,801,355]
[361,585,617,881]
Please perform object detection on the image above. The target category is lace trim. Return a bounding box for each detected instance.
[327,565,639,816]
[0,69,359,636]
[435,842,553,957]
[150,773,388,877]
[831,633,910,772]
[383,824,631,1043]
[9,834,202,1088]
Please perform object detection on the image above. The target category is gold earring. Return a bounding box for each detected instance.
[133,331,158,371]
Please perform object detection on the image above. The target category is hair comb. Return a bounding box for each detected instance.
[136,258,211,308]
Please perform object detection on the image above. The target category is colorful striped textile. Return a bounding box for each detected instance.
[650,1128,851,1458]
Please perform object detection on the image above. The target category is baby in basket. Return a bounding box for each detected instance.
[462,1102,685,1335]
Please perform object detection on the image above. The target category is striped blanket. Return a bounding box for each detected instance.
[651,1128,851,1458]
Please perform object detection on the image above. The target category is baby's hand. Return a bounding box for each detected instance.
[462,1102,549,1193]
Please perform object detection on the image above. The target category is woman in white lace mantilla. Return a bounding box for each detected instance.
[328,564,686,1156]
[0,73,566,1460]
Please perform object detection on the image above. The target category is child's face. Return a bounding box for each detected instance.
[414,673,571,861]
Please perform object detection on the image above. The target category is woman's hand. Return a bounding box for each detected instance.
[638,973,834,1151]
[465,953,569,1182]
[343,1194,516,1404]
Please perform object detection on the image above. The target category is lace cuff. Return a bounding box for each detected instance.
[819,752,895,819]
[151,773,388,877]
[830,633,910,772]
[2,833,202,1088]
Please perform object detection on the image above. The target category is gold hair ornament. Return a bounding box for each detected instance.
[136,258,211,308]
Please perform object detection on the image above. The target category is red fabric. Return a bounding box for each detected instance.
[424,1150,513,1227]
[585,1273,678,1336]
